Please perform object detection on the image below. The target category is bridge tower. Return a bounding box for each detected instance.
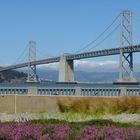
[118,10,137,83]
[27,41,37,82]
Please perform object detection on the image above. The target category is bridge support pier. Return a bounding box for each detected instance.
[59,55,74,82]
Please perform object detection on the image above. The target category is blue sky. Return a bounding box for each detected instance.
[0,0,140,65]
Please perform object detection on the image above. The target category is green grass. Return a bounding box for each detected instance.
[31,118,140,130]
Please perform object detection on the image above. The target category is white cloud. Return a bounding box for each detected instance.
[37,63,58,70]
[74,60,119,72]
[37,60,119,72]
[2,60,140,72]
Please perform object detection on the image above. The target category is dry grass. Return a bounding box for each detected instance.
[57,96,140,114]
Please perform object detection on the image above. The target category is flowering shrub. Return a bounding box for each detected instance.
[0,122,47,140]
[0,122,140,140]
[76,126,99,140]
[76,126,140,140]
[42,124,73,139]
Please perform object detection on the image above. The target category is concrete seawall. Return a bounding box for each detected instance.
[0,95,61,113]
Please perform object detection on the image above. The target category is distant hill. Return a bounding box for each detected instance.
[0,69,27,83]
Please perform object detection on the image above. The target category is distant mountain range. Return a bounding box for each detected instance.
[1,60,140,83]
[0,68,140,83]
[37,70,140,82]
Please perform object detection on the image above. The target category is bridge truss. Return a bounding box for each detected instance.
[119,10,136,83]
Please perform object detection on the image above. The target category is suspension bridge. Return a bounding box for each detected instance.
[0,10,140,96]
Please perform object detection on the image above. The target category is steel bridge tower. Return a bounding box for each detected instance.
[27,41,37,82]
[118,10,137,83]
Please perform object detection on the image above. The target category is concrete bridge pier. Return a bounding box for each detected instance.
[59,55,74,82]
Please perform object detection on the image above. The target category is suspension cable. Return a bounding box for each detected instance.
[14,45,28,64]
[75,14,120,53]
[36,47,54,59]
[87,24,120,51]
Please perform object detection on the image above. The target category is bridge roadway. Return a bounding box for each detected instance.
[0,44,140,72]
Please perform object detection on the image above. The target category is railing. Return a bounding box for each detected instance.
[0,88,28,94]
[126,88,140,96]
[38,88,75,96]
[0,86,140,96]
[81,88,121,96]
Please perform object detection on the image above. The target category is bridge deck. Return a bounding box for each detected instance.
[66,45,140,60]
[0,45,140,72]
